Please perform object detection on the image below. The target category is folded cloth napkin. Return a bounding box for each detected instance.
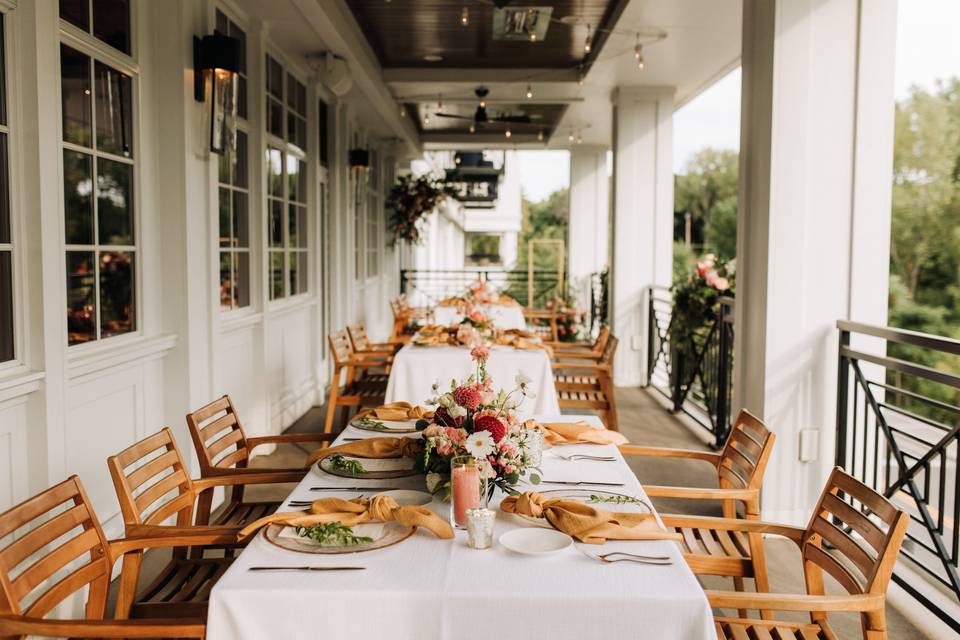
[438,296,466,307]
[238,495,453,540]
[354,402,434,421]
[525,420,629,446]
[415,333,454,346]
[503,328,539,339]
[500,492,681,545]
[496,293,520,306]
[512,337,554,358]
[305,436,424,467]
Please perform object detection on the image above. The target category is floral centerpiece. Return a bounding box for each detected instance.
[416,346,541,499]
[670,253,734,355]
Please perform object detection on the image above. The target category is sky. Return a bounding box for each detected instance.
[517,0,960,200]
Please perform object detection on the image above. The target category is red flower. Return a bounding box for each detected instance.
[473,415,506,443]
[452,385,481,411]
[433,406,461,428]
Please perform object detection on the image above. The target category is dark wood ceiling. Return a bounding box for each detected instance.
[410,101,564,137]
[346,1,627,69]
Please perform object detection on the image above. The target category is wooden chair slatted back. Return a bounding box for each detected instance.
[0,476,111,620]
[593,325,611,352]
[717,410,775,492]
[328,330,354,367]
[599,335,618,368]
[802,469,908,597]
[107,428,194,529]
[347,324,370,351]
[186,395,250,473]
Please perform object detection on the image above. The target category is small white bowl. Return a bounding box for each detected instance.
[376,489,433,506]
[499,528,573,556]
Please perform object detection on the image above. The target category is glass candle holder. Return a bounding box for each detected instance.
[526,426,544,468]
[450,455,487,529]
[465,508,495,549]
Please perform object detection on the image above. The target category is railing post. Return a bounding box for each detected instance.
[645,287,654,387]
[835,326,850,471]
[715,300,731,447]
[400,269,408,295]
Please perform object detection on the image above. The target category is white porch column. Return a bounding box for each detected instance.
[610,88,674,386]
[735,0,897,522]
[567,145,609,311]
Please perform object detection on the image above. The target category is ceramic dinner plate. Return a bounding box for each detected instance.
[263,521,415,554]
[317,455,422,479]
[377,489,433,506]
[499,528,573,556]
[350,417,419,434]
[505,489,653,529]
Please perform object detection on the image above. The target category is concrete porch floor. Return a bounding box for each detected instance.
[129,387,925,638]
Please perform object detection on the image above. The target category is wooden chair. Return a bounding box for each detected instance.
[186,395,336,524]
[347,323,400,373]
[620,410,776,607]
[553,335,619,430]
[390,297,428,343]
[0,475,221,638]
[669,468,910,639]
[549,324,611,362]
[107,428,285,619]
[324,329,389,433]
[523,307,560,342]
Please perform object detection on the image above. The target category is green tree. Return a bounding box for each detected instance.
[674,148,739,260]
[515,187,569,270]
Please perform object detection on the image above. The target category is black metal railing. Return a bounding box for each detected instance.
[644,286,735,448]
[836,321,960,632]
[399,269,564,309]
[588,269,609,336]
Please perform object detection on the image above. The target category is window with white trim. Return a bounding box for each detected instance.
[216,9,249,311]
[0,12,13,363]
[265,53,308,300]
[60,0,131,55]
[365,148,380,278]
[60,2,136,345]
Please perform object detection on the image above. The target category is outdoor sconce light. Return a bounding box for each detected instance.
[194,33,241,155]
[349,148,370,171]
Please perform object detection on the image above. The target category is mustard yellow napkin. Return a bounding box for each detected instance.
[354,402,434,421]
[415,333,454,346]
[527,420,628,446]
[500,492,681,545]
[305,437,423,467]
[438,297,466,307]
[238,495,453,540]
[497,294,520,306]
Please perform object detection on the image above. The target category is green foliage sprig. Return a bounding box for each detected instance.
[588,494,645,506]
[295,522,373,546]
[329,454,366,475]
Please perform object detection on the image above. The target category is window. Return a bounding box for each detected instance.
[466,233,502,266]
[265,54,308,300]
[61,35,136,345]
[216,10,249,311]
[0,13,13,363]
[59,0,131,55]
[365,149,380,278]
[318,99,329,167]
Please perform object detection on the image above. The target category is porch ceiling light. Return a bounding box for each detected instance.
[193,33,241,155]
[349,149,370,171]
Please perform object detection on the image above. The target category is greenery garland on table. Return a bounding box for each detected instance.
[669,254,735,356]
[387,174,453,245]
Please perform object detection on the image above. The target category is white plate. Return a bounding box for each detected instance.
[499,528,572,556]
[378,489,433,506]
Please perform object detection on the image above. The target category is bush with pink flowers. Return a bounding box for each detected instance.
[670,253,735,356]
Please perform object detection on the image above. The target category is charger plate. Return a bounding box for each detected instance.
[263,521,415,554]
[317,455,422,479]
[505,489,654,529]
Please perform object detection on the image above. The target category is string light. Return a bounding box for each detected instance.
[438,94,443,111]
[568,132,575,143]
[576,132,583,144]
[460,6,469,26]
[525,84,533,99]
[399,105,407,118]
[423,114,430,126]
[636,48,645,70]
[469,124,476,134]
[635,35,645,70]
[479,98,486,108]
[584,24,592,53]
[530,31,537,42]
[505,128,512,139]
[537,129,545,142]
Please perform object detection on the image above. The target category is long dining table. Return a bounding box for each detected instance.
[206,415,715,640]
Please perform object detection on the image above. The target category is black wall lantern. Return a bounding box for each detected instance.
[349,148,370,171]
[194,33,241,155]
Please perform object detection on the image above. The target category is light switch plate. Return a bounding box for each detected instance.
[799,429,819,462]
[631,335,642,350]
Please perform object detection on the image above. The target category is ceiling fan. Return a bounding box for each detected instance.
[432,87,537,130]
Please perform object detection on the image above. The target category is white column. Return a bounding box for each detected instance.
[735,0,897,522]
[610,88,674,386]
[568,145,609,311]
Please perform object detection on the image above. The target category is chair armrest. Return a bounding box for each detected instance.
[110,524,241,556]
[0,615,206,638]
[706,590,884,613]
[247,433,337,448]
[643,485,757,501]
[551,362,611,372]
[192,470,306,488]
[347,357,390,367]
[618,445,721,465]
[659,514,806,543]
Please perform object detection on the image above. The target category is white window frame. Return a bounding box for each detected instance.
[0,5,19,371]
[263,49,309,303]
[58,8,142,350]
[365,146,382,281]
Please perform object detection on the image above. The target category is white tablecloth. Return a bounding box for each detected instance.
[207,415,715,640]
[384,343,560,416]
[433,304,527,330]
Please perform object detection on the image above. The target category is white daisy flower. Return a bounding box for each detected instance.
[464,430,495,458]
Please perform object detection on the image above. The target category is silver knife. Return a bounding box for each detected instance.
[309,486,399,491]
[248,566,366,572]
[539,480,625,487]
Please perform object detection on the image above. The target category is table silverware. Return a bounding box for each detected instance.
[247,566,366,572]
[539,480,625,487]
[309,486,399,491]
[577,547,672,565]
[552,453,616,462]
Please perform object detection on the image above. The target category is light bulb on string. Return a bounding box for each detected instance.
[399,105,407,118]
[505,128,512,139]
[576,133,583,144]
[568,132,575,143]
[469,124,476,134]
[438,95,443,111]
[479,98,486,108]
[460,6,469,26]
[530,31,537,42]
[537,129,545,142]
[525,85,533,99]
[423,113,430,126]
[584,24,592,53]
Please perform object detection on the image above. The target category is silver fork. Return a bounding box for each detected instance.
[577,547,672,565]
[552,453,616,462]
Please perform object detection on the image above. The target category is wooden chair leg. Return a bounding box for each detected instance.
[114,551,143,620]
[323,383,340,434]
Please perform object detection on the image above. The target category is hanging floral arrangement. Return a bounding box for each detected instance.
[387,174,453,245]
[669,254,735,356]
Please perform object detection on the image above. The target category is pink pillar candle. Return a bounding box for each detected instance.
[451,463,482,527]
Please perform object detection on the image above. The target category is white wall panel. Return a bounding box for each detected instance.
[0,400,28,517]
[267,304,317,431]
